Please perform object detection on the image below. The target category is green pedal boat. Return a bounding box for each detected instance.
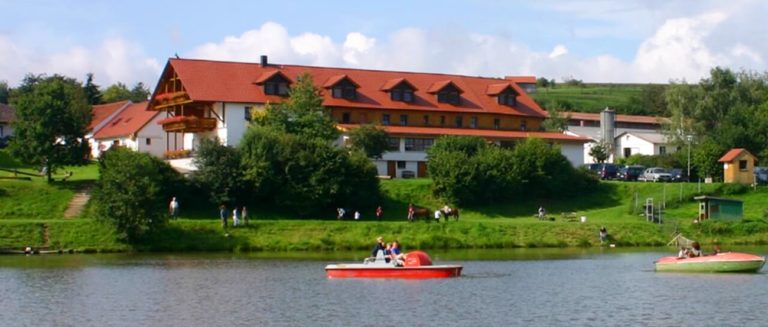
[655,252,766,273]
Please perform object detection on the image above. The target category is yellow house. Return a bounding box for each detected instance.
[718,148,757,184]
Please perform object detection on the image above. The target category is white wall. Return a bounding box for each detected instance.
[0,124,12,137]
[212,102,264,147]
[615,134,674,158]
[559,142,585,167]
[136,113,167,158]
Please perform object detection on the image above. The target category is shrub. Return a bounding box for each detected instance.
[719,183,748,195]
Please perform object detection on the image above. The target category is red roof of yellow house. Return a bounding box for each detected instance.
[337,124,590,143]
[90,100,130,131]
[160,58,547,118]
[718,148,756,162]
[93,102,157,139]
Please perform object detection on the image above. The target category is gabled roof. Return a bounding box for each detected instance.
[0,104,15,123]
[253,70,293,85]
[718,148,756,163]
[89,100,131,131]
[164,58,546,117]
[323,74,359,88]
[338,124,590,143]
[93,102,158,139]
[485,83,517,96]
[504,76,537,84]
[426,80,463,94]
[616,131,668,144]
[380,78,417,91]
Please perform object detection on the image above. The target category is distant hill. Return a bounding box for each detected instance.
[531,83,668,116]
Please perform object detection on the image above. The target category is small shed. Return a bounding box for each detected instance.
[693,196,743,221]
[718,148,757,184]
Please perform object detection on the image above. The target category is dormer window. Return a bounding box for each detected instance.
[391,87,414,102]
[427,81,463,105]
[255,70,292,96]
[381,78,417,103]
[325,75,359,100]
[498,91,517,106]
[486,83,519,107]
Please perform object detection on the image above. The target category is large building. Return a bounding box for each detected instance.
[148,57,589,177]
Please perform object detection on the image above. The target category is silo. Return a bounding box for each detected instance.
[600,107,616,159]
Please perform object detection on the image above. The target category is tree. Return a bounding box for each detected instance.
[588,142,610,163]
[536,77,550,88]
[192,137,244,206]
[542,104,569,132]
[9,74,91,182]
[102,82,151,103]
[256,73,338,141]
[83,73,102,105]
[348,124,390,159]
[0,80,9,104]
[93,147,178,242]
[129,82,150,102]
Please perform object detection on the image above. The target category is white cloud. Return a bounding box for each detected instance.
[343,32,376,65]
[0,35,160,88]
[549,45,569,59]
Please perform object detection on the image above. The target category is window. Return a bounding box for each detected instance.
[520,120,527,131]
[739,160,748,171]
[455,116,463,128]
[437,85,460,105]
[145,138,151,146]
[493,118,500,130]
[423,115,429,126]
[399,115,408,126]
[331,79,357,100]
[397,161,406,169]
[405,138,434,151]
[387,138,400,151]
[342,112,351,124]
[470,116,478,128]
[498,91,517,106]
[624,148,632,158]
[264,81,289,96]
[659,146,666,155]
[391,86,414,102]
[244,106,253,122]
[382,114,390,125]
[440,116,446,126]
[113,140,120,145]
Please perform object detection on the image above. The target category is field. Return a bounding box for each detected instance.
[532,83,647,113]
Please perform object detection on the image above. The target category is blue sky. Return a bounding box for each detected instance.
[1,0,766,87]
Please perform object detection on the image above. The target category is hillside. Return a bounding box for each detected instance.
[532,83,667,116]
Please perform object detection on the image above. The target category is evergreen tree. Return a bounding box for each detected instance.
[9,74,92,182]
[129,82,151,102]
[0,80,9,104]
[101,82,133,103]
[83,73,102,105]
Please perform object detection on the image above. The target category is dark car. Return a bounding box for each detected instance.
[599,163,620,180]
[669,168,689,182]
[618,165,645,181]
[755,167,768,185]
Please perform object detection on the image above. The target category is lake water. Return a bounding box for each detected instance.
[1,248,768,326]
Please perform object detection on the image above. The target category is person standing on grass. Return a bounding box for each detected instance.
[232,207,240,227]
[376,206,383,221]
[354,210,361,220]
[169,197,179,220]
[407,203,415,222]
[242,206,248,226]
[220,205,228,229]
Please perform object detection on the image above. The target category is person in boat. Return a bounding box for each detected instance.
[371,236,385,258]
[685,241,702,258]
[711,245,721,255]
[391,241,406,266]
[384,243,393,262]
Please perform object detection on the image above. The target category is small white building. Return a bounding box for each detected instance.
[0,104,16,138]
[89,101,166,158]
[615,131,676,159]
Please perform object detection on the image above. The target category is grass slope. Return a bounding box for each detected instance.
[532,84,646,113]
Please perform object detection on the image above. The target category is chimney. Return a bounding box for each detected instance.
[260,55,268,66]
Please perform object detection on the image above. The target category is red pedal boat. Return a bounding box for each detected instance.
[325,251,462,279]
[655,252,766,273]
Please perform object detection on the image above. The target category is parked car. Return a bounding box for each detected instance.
[618,165,645,181]
[642,167,672,182]
[669,168,689,182]
[755,167,768,185]
[583,163,601,175]
[599,163,620,180]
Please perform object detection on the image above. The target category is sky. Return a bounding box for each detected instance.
[1,0,766,88]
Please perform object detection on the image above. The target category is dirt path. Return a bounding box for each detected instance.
[64,188,91,218]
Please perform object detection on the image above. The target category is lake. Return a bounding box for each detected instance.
[1,248,767,326]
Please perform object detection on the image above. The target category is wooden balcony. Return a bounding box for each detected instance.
[158,116,217,133]
[151,91,193,110]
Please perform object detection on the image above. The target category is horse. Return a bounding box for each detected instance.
[440,207,460,222]
[409,207,430,222]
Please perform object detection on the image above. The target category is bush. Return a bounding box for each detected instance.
[92,148,180,242]
[719,183,749,195]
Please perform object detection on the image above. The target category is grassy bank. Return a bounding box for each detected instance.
[3,172,768,252]
[531,83,646,113]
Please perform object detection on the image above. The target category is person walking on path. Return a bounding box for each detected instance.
[169,197,179,220]
[376,206,383,221]
[219,205,228,229]
[232,207,240,227]
[242,206,248,226]
[407,203,415,222]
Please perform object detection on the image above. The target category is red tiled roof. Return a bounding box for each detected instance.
[253,70,292,84]
[90,101,130,130]
[93,102,157,139]
[0,104,15,123]
[560,111,668,124]
[322,74,359,88]
[718,148,755,162]
[338,124,590,143]
[426,80,463,94]
[485,83,515,96]
[163,58,545,118]
[505,76,536,84]
[380,78,417,91]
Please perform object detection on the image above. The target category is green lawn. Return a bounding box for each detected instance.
[532,84,646,113]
